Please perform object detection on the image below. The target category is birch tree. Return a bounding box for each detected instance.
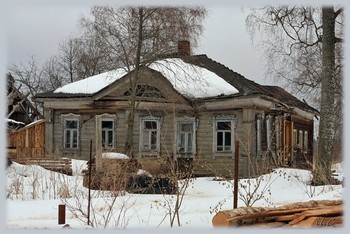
[246,5,344,183]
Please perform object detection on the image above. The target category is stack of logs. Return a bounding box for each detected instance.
[212,200,343,228]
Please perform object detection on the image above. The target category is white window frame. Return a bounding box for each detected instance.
[176,117,197,156]
[256,115,262,155]
[63,119,79,149]
[212,115,235,156]
[139,116,161,155]
[266,115,272,150]
[101,118,115,149]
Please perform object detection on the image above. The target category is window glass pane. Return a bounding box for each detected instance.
[102,130,106,146]
[180,133,185,146]
[145,121,157,129]
[65,130,71,148]
[179,133,185,152]
[187,133,193,152]
[181,123,193,132]
[217,132,223,151]
[108,131,113,147]
[72,130,78,148]
[66,120,77,129]
[217,121,231,130]
[151,131,157,149]
[102,120,113,129]
[143,130,149,147]
[225,132,231,147]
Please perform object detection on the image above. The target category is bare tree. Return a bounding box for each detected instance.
[8,56,45,112]
[246,5,344,183]
[80,6,207,157]
[58,37,81,83]
[42,55,66,91]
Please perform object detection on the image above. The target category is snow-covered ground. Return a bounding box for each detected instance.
[5,160,344,229]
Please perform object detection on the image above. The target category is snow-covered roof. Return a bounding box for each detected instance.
[54,68,127,94]
[7,118,25,125]
[149,58,238,98]
[53,58,238,99]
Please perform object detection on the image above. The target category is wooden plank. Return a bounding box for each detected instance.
[291,216,343,228]
[288,205,343,225]
[244,221,286,228]
[225,207,321,223]
[274,214,298,222]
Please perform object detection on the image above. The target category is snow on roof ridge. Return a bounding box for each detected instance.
[53,68,127,94]
[149,58,238,98]
[53,58,239,98]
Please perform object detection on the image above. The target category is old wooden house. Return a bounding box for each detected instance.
[33,44,318,177]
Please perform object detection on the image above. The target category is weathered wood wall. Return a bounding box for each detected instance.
[7,120,45,160]
[41,68,314,178]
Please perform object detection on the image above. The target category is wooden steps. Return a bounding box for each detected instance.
[212,200,343,228]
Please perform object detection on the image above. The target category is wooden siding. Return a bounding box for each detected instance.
[41,68,315,177]
[8,120,45,160]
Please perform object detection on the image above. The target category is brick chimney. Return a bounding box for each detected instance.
[178,40,191,56]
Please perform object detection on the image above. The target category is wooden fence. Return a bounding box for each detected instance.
[7,119,72,175]
[7,119,45,160]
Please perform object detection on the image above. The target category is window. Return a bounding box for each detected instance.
[213,115,235,154]
[140,117,161,154]
[178,123,194,153]
[266,115,272,150]
[64,119,79,149]
[177,120,196,154]
[216,121,232,151]
[256,116,262,154]
[124,84,164,98]
[102,119,114,148]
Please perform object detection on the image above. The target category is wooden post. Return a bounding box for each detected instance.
[233,141,239,209]
[95,115,102,171]
[290,120,294,164]
[87,139,92,226]
[58,204,66,225]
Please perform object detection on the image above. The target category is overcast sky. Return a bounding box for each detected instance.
[5,4,271,85]
[3,0,349,88]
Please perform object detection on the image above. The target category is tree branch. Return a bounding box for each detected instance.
[335,37,343,43]
[334,7,344,18]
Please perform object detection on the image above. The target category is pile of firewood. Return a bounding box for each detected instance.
[212,200,343,228]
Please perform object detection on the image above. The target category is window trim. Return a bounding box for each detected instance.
[60,113,81,150]
[101,118,115,149]
[266,115,272,151]
[175,117,197,157]
[97,114,118,150]
[139,116,161,156]
[64,119,79,149]
[256,114,262,155]
[212,115,236,157]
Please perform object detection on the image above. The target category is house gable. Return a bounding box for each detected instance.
[92,67,191,106]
